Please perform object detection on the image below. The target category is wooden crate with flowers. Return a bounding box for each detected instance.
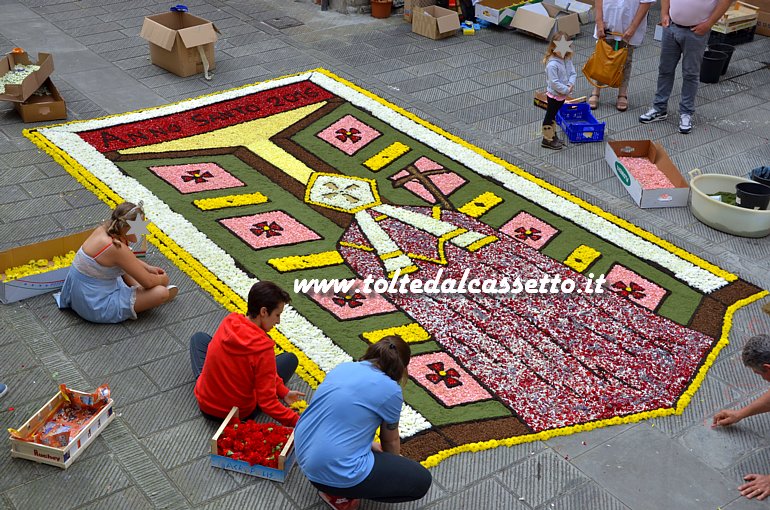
[210,407,296,482]
[8,384,114,469]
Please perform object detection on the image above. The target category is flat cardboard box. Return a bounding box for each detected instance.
[14,77,67,123]
[512,2,580,39]
[412,5,461,39]
[756,10,770,35]
[553,0,594,24]
[9,389,115,469]
[405,0,435,22]
[475,0,520,26]
[0,52,54,103]
[605,140,689,209]
[0,230,90,304]
[140,11,219,78]
[533,90,586,109]
[210,407,295,482]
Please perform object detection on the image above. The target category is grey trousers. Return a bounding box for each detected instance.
[653,24,709,115]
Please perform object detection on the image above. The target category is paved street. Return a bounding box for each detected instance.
[1,0,769,508]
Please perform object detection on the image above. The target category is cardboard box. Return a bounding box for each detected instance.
[9,389,115,469]
[210,407,295,482]
[756,10,770,35]
[405,0,435,22]
[14,77,67,123]
[475,0,520,26]
[0,230,90,304]
[512,2,580,39]
[412,5,461,39]
[0,52,54,103]
[553,0,594,24]
[605,140,689,208]
[140,11,219,78]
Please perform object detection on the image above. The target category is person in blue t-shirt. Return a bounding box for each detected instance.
[294,335,432,510]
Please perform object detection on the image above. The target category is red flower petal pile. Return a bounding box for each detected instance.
[216,418,293,468]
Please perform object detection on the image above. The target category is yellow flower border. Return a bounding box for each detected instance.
[22,68,768,469]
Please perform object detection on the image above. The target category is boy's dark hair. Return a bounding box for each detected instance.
[361,335,411,385]
[246,281,291,317]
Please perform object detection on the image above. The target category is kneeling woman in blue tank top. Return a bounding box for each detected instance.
[294,335,432,510]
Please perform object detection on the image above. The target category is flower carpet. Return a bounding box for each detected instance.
[24,69,767,467]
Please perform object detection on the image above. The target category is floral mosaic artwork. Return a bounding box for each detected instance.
[25,69,767,468]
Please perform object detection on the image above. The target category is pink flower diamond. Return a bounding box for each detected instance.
[317,114,381,155]
[408,352,492,407]
[605,264,667,311]
[389,157,467,204]
[149,163,245,194]
[219,211,321,250]
[304,278,397,320]
[500,212,559,250]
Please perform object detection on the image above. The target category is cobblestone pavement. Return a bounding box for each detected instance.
[1,0,769,508]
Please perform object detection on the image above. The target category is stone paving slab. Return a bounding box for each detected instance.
[0,0,769,509]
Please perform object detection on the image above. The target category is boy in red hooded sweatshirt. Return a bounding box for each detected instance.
[191,281,304,426]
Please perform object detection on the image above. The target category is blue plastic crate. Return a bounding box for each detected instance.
[556,103,606,143]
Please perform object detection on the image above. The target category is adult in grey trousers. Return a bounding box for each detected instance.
[639,0,731,133]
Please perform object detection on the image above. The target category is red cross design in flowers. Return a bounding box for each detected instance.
[332,290,366,308]
[610,281,646,300]
[513,226,542,241]
[250,221,283,238]
[181,169,214,184]
[425,362,463,388]
[335,127,362,143]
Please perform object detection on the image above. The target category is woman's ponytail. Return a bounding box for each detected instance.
[361,335,411,385]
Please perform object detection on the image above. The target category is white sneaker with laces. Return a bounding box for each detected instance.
[679,113,693,134]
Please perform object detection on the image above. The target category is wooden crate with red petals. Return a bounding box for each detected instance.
[209,407,296,483]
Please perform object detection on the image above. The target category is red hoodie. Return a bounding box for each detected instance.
[194,313,299,426]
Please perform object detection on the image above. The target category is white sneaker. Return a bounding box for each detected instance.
[679,113,693,134]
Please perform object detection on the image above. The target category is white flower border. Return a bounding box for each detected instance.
[37,70,728,437]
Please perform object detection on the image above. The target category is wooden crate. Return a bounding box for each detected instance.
[9,390,115,469]
[209,407,295,483]
[712,1,759,33]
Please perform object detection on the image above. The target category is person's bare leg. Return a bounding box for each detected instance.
[122,274,140,287]
[134,285,171,313]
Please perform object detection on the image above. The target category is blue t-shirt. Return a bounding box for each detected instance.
[294,361,403,488]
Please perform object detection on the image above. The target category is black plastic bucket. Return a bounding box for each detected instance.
[700,50,728,83]
[735,181,770,210]
[709,43,735,75]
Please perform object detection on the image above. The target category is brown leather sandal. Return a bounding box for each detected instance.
[616,95,628,112]
[588,94,600,110]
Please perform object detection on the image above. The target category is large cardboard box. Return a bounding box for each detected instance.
[475,0,520,26]
[553,0,594,24]
[0,230,90,304]
[412,5,461,39]
[512,2,580,39]
[405,0,435,22]
[0,52,54,103]
[9,388,114,469]
[140,12,219,78]
[605,140,689,209]
[210,407,295,483]
[757,11,770,35]
[14,77,67,123]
